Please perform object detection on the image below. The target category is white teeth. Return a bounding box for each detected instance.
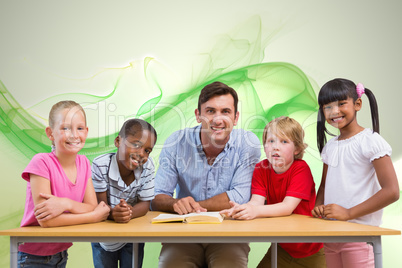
[211,126,224,131]
[67,142,79,145]
[130,156,139,164]
[332,117,343,122]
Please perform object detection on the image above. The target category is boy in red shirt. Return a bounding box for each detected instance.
[221,116,325,267]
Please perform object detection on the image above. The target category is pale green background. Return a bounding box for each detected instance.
[0,0,401,267]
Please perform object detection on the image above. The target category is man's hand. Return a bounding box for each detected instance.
[112,199,132,223]
[173,196,207,215]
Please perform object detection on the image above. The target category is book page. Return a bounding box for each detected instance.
[152,213,186,223]
[152,212,224,223]
[184,212,224,223]
[185,212,223,218]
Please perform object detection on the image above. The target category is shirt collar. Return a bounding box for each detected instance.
[108,154,120,182]
[108,153,143,185]
[194,124,234,152]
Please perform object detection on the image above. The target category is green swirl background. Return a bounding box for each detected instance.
[1,1,401,267]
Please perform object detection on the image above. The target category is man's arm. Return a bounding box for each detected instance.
[198,192,230,211]
[225,131,261,204]
[152,133,180,212]
[152,194,179,213]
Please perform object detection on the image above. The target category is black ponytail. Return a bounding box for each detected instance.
[364,87,380,134]
[317,108,334,153]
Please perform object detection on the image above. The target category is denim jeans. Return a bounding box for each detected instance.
[18,250,68,268]
[91,242,144,268]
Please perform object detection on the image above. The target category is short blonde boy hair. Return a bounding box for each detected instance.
[262,116,307,160]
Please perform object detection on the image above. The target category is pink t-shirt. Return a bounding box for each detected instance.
[19,151,91,256]
[252,159,323,258]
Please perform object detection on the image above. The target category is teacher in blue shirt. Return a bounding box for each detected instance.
[152,81,261,268]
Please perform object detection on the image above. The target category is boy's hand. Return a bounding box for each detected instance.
[111,199,132,223]
[231,203,258,220]
[173,196,207,215]
[34,193,67,221]
[312,205,325,218]
[323,204,351,221]
[220,201,239,218]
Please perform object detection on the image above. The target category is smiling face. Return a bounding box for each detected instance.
[195,94,239,148]
[264,130,299,174]
[115,129,155,173]
[322,97,361,131]
[46,106,88,156]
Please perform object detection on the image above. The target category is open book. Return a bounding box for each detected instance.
[152,212,224,224]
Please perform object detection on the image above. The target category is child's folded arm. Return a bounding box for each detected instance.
[130,200,150,219]
[30,174,66,223]
[31,173,102,226]
[38,201,110,228]
[256,196,301,218]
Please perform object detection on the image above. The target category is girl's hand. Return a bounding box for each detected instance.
[323,203,351,221]
[34,193,67,221]
[220,201,240,218]
[232,203,258,220]
[93,201,110,222]
[312,205,325,218]
[112,199,132,223]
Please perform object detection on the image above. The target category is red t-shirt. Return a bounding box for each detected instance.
[252,159,323,258]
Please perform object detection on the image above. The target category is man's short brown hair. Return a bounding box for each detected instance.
[198,81,238,114]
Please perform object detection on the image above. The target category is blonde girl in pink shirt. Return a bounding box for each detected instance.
[19,100,110,267]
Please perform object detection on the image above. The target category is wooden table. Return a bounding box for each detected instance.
[0,212,400,268]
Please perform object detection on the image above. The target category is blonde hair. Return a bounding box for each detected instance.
[49,100,86,128]
[262,116,307,160]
